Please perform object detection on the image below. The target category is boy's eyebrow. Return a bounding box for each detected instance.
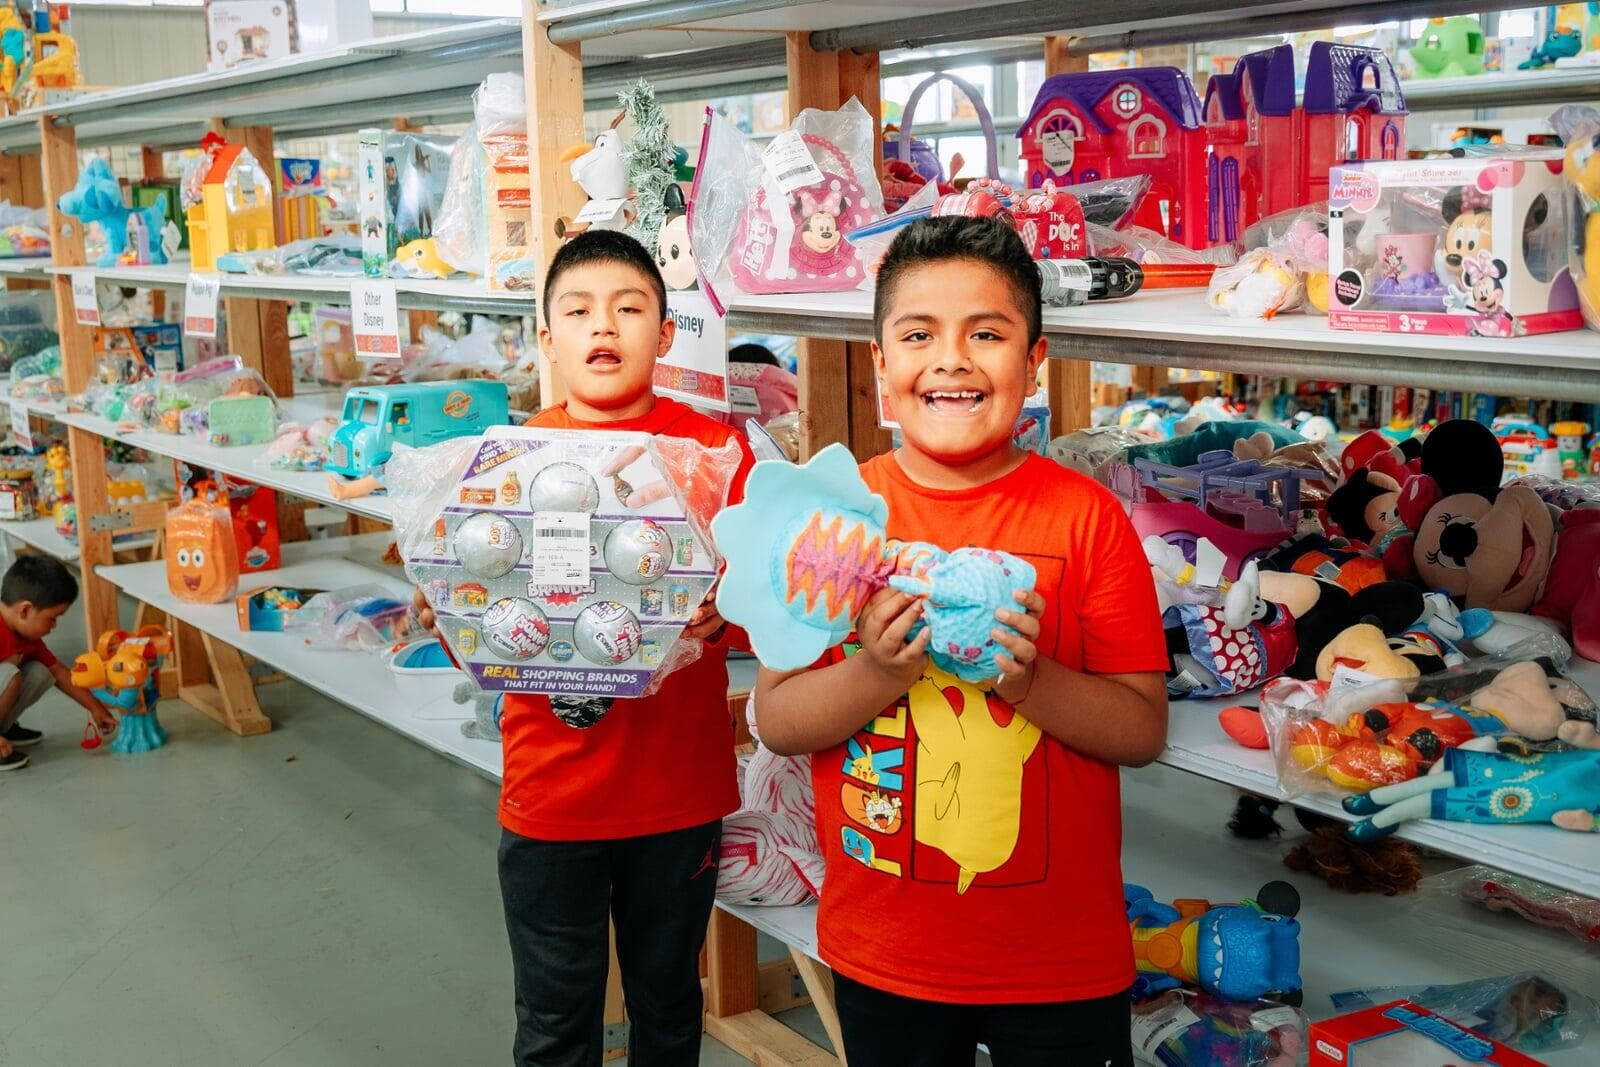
[887,309,1022,329]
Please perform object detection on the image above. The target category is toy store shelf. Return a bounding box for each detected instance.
[1402,65,1600,112]
[1157,667,1600,899]
[93,535,503,781]
[725,290,1600,403]
[50,261,531,317]
[716,900,821,962]
[51,397,397,527]
[0,515,79,562]
[0,257,50,279]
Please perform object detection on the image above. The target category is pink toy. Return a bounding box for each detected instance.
[1011,181,1089,260]
[731,134,875,294]
[1532,508,1600,662]
[1130,501,1291,582]
[1205,43,1405,236]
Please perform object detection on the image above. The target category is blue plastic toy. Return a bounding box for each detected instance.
[72,629,172,755]
[325,380,509,479]
[712,444,1036,683]
[58,158,169,268]
[1126,881,1303,1004]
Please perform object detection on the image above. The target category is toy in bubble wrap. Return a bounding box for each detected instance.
[72,628,173,755]
[1343,747,1600,840]
[1131,990,1305,1067]
[711,444,1036,684]
[395,427,740,703]
[1125,880,1303,1004]
[58,158,169,269]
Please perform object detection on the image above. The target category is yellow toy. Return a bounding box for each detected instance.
[107,479,151,507]
[394,237,452,279]
[29,31,80,91]
[1560,109,1600,332]
[186,134,275,272]
[44,443,70,503]
[0,9,22,101]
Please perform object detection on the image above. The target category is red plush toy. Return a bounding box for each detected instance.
[1532,508,1600,662]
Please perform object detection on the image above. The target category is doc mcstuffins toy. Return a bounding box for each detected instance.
[1125,880,1303,1004]
[712,444,1036,684]
[1344,747,1600,840]
[325,380,508,496]
[1329,155,1582,336]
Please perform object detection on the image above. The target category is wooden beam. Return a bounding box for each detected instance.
[140,146,165,183]
[1043,37,1094,437]
[704,909,760,1018]
[789,948,844,1062]
[223,125,294,398]
[846,342,890,458]
[797,340,850,460]
[702,1011,838,1066]
[522,3,584,410]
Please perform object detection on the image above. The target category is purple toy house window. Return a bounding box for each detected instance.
[1113,86,1141,116]
[1381,121,1400,160]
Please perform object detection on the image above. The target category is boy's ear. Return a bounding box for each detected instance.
[657,313,677,357]
[537,324,556,363]
[1026,336,1049,394]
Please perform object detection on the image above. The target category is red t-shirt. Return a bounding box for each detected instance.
[812,452,1166,1004]
[0,619,57,668]
[499,398,755,841]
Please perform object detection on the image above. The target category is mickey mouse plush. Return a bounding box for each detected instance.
[655,184,697,291]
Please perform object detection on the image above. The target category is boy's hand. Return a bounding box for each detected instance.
[89,701,118,738]
[683,585,726,641]
[413,586,440,639]
[857,589,929,689]
[992,589,1046,706]
[2,653,20,667]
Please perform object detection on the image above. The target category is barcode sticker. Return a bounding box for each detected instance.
[762,130,824,193]
[1131,1003,1200,1059]
[527,511,591,585]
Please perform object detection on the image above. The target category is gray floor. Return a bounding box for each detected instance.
[0,598,821,1066]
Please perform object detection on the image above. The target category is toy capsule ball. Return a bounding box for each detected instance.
[481,597,550,661]
[453,512,524,580]
[574,601,643,665]
[603,519,671,585]
[527,461,601,513]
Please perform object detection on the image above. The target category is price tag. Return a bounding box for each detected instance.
[527,511,592,586]
[1042,129,1075,172]
[730,385,761,415]
[1249,1006,1304,1032]
[762,129,824,193]
[1131,1003,1201,1061]
[1329,663,1387,699]
[351,280,401,361]
[9,400,32,448]
[70,270,100,326]
[573,197,629,227]
[183,272,222,338]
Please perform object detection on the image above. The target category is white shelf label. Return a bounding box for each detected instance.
[1042,130,1075,172]
[9,400,32,448]
[527,511,591,586]
[654,290,732,413]
[183,272,222,338]
[352,280,401,361]
[730,385,761,415]
[573,197,629,227]
[70,270,99,326]
[762,129,824,193]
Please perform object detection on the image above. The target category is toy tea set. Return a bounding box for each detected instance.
[400,427,728,699]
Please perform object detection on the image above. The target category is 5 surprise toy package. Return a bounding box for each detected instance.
[394,426,740,699]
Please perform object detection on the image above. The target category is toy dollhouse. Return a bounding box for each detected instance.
[186,139,276,271]
[1016,69,1210,248]
[1205,42,1406,236]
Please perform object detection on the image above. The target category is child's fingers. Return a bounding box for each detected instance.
[880,599,924,647]
[601,445,647,477]
[993,652,1026,680]
[859,588,913,632]
[993,607,1041,640]
[991,627,1037,665]
[1013,589,1046,617]
[897,626,932,662]
[625,481,672,508]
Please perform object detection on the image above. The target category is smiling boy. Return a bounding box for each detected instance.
[753,217,1169,1065]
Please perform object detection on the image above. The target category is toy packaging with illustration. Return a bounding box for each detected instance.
[399,427,728,698]
[1309,999,1543,1066]
[1327,154,1583,337]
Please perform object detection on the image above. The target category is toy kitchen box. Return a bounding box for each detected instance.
[1327,153,1583,338]
[1309,999,1542,1066]
[402,427,718,698]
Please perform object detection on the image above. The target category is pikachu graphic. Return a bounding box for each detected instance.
[908,664,1041,894]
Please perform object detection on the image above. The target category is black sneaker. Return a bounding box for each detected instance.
[0,748,28,771]
[2,724,42,748]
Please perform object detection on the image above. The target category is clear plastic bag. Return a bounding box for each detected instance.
[646,434,744,568]
[434,119,487,278]
[399,318,508,383]
[476,73,534,292]
[690,98,884,312]
[1132,990,1305,1067]
[216,236,362,276]
[1262,638,1582,799]
[286,584,420,652]
[1422,864,1600,945]
[147,356,277,438]
[1209,206,1331,319]
[1048,425,1147,484]
[1329,973,1597,1053]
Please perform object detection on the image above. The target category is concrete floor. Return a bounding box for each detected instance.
[0,600,819,1066]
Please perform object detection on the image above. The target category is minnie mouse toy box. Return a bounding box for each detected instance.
[1309,1000,1542,1066]
[1327,153,1583,338]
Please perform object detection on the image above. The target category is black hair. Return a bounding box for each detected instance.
[873,216,1042,346]
[2,554,78,609]
[541,230,668,326]
[729,343,779,366]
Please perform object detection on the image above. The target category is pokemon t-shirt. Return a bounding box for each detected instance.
[0,619,56,667]
[498,398,754,841]
[813,451,1166,1003]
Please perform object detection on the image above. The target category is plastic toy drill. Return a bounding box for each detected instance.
[71,627,173,754]
[1126,880,1304,1004]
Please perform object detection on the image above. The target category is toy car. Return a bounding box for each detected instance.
[325,380,509,478]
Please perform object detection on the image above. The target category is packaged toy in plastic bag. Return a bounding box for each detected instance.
[287,584,420,653]
[434,120,487,278]
[1329,973,1597,1054]
[476,74,535,292]
[149,356,276,438]
[1132,990,1305,1067]
[1261,637,1590,798]
[690,99,883,310]
[1422,863,1600,944]
[1551,105,1599,333]
[165,498,240,604]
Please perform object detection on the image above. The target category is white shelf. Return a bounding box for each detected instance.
[0,256,50,278]
[53,259,532,317]
[0,515,78,561]
[1402,64,1600,112]
[1157,659,1600,899]
[726,290,1600,402]
[94,535,501,781]
[52,393,394,525]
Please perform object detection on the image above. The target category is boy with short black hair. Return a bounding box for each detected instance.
[0,555,118,770]
[755,216,1169,1065]
[422,229,753,1066]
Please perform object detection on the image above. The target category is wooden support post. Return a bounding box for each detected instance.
[704,908,760,1019]
[0,152,47,290]
[176,626,271,737]
[140,146,165,182]
[222,125,294,398]
[522,4,584,409]
[789,948,845,1062]
[41,119,119,644]
[1044,37,1094,437]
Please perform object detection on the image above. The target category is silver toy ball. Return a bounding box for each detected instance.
[603,519,672,585]
[573,601,643,665]
[453,511,524,579]
[527,461,601,513]
[481,597,551,661]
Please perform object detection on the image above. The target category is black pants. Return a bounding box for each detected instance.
[498,821,721,1067]
[834,972,1134,1067]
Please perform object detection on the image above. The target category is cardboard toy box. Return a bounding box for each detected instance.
[237,586,323,632]
[1309,1000,1544,1066]
[1327,154,1582,338]
[205,1,374,72]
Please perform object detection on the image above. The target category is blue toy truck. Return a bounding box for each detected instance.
[325,380,509,478]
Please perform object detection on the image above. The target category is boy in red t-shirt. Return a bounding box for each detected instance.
[417,232,752,1065]
[754,217,1168,1065]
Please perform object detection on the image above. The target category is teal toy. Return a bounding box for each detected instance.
[72,629,172,755]
[58,158,170,269]
[1345,748,1600,838]
[1410,16,1487,78]
[325,380,509,479]
[1518,5,1596,70]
